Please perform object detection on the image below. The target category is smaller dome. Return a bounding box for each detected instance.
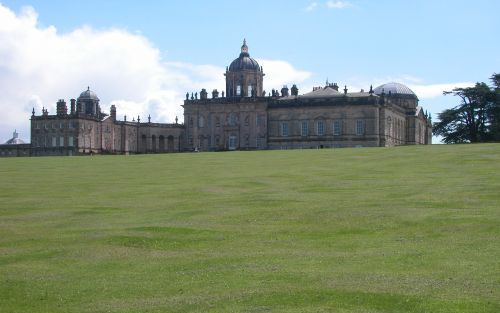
[373,82,417,98]
[5,130,25,144]
[78,87,99,101]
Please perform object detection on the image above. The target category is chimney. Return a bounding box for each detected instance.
[200,88,208,100]
[291,84,299,96]
[281,85,289,97]
[70,99,76,114]
[110,105,116,121]
[56,99,67,116]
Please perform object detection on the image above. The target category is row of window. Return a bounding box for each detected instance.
[189,114,266,128]
[188,135,266,149]
[34,121,81,130]
[33,136,75,148]
[281,120,365,137]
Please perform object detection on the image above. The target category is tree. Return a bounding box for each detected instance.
[488,73,500,140]
[433,74,499,143]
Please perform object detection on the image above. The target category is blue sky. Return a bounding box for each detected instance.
[1,0,499,142]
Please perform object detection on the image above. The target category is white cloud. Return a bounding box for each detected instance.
[0,4,312,143]
[326,1,352,9]
[258,59,312,92]
[305,1,352,12]
[305,2,318,12]
[408,82,473,99]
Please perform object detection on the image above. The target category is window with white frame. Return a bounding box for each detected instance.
[301,121,308,137]
[281,122,289,137]
[356,120,365,136]
[317,120,325,136]
[333,120,342,135]
[236,85,241,96]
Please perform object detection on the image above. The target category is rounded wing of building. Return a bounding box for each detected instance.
[373,82,417,99]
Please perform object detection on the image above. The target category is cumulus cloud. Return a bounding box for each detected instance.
[258,59,312,92]
[305,2,318,12]
[305,1,352,12]
[326,1,352,9]
[0,4,310,142]
[408,82,474,99]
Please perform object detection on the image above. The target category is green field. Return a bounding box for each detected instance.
[0,144,499,312]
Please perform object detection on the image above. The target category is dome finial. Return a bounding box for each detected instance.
[87,86,90,91]
[241,38,248,54]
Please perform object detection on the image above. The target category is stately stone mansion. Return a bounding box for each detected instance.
[1,40,432,157]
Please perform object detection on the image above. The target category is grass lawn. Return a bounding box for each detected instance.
[0,144,499,312]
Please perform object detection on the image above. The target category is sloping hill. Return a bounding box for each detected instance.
[1,144,499,312]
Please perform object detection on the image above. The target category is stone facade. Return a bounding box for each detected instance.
[2,40,432,157]
[183,41,432,151]
[29,92,183,156]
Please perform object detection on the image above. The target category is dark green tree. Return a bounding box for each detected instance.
[433,74,499,143]
[488,73,500,140]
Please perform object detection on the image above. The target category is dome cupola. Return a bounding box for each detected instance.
[225,39,265,97]
[76,86,101,117]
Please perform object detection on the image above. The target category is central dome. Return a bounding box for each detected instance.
[228,39,261,72]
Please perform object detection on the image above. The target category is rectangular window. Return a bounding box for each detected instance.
[228,135,237,150]
[248,85,253,97]
[317,121,325,136]
[59,136,64,147]
[301,121,308,137]
[215,116,220,127]
[333,120,342,136]
[236,85,241,96]
[60,122,64,129]
[281,122,289,137]
[356,120,365,136]
[68,136,74,147]
[52,137,57,147]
